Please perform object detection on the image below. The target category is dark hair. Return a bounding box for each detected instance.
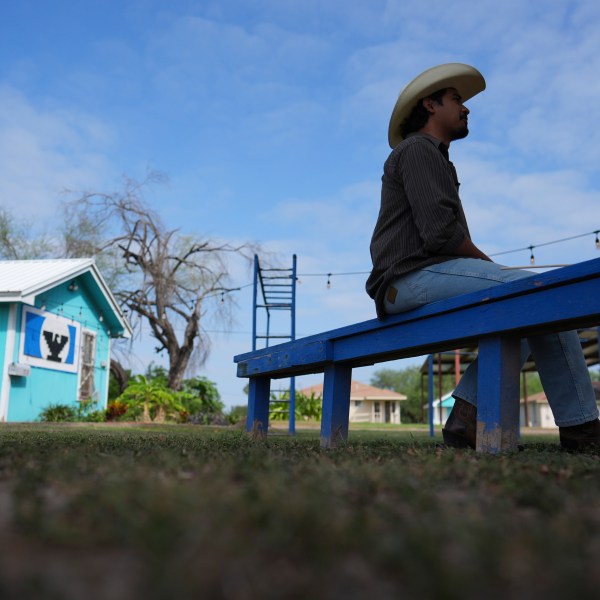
[400,88,447,139]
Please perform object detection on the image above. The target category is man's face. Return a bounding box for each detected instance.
[430,87,470,141]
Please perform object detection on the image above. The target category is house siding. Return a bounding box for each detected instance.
[5,280,112,421]
[0,304,8,372]
[8,368,80,421]
[349,399,401,424]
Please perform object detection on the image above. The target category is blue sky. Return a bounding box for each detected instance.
[2,0,600,407]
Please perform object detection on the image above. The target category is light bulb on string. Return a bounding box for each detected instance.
[326,273,332,289]
[595,231,599,250]
[529,246,535,265]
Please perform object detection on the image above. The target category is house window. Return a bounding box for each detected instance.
[354,401,362,407]
[79,331,96,400]
[374,401,381,423]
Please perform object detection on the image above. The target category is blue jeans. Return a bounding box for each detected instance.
[384,259,598,427]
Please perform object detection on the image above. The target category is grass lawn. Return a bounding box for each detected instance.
[0,423,599,599]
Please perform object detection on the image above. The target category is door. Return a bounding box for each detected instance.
[78,330,96,400]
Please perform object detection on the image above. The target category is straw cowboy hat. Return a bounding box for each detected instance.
[388,63,486,148]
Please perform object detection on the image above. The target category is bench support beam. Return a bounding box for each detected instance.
[247,376,271,439]
[477,335,521,453]
[320,364,352,448]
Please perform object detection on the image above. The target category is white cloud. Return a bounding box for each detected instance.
[458,152,600,264]
[0,85,113,218]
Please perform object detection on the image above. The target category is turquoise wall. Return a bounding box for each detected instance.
[0,304,8,377]
[6,278,112,421]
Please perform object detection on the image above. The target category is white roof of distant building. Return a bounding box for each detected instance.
[300,380,407,401]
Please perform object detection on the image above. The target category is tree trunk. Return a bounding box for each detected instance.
[167,355,188,391]
[110,359,129,394]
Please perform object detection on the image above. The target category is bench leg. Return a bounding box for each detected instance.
[247,376,271,439]
[320,364,352,448]
[476,335,521,453]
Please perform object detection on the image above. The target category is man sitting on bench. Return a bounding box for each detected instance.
[366,63,599,451]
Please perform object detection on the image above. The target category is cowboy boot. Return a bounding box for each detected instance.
[559,418,600,451]
[442,397,477,449]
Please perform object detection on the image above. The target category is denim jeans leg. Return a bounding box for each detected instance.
[384,258,538,314]
[528,331,599,426]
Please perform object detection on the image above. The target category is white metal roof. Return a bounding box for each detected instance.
[0,258,132,338]
[0,258,93,299]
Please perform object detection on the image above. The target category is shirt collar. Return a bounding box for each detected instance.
[406,132,448,159]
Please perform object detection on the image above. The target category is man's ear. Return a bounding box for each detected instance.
[422,97,436,114]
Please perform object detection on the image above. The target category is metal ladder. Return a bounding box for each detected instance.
[252,254,297,434]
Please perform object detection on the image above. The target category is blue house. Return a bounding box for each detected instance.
[0,259,132,421]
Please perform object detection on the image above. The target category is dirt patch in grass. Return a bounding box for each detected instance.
[0,424,598,599]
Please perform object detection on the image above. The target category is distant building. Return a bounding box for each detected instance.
[0,259,131,421]
[428,392,455,426]
[300,380,407,424]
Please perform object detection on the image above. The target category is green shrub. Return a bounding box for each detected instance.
[270,391,322,421]
[115,375,185,422]
[77,399,106,422]
[295,392,322,420]
[179,376,224,413]
[39,400,107,423]
[39,403,77,422]
[228,405,248,424]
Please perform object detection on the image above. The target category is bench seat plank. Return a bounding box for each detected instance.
[236,265,600,378]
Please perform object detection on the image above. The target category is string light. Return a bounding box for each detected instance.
[29,227,600,333]
[228,227,597,296]
[490,228,600,258]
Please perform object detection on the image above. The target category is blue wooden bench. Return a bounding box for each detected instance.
[234,258,600,453]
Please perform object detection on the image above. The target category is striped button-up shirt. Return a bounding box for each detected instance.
[366,133,470,318]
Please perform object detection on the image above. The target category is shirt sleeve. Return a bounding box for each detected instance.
[398,141,467,254]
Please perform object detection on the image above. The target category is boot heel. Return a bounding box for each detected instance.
[442,428,475,449]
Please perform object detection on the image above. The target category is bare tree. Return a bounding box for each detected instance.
[63,173,254,390]
[0,208,55,259]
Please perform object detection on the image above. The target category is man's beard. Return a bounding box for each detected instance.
[451,122,469,141]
